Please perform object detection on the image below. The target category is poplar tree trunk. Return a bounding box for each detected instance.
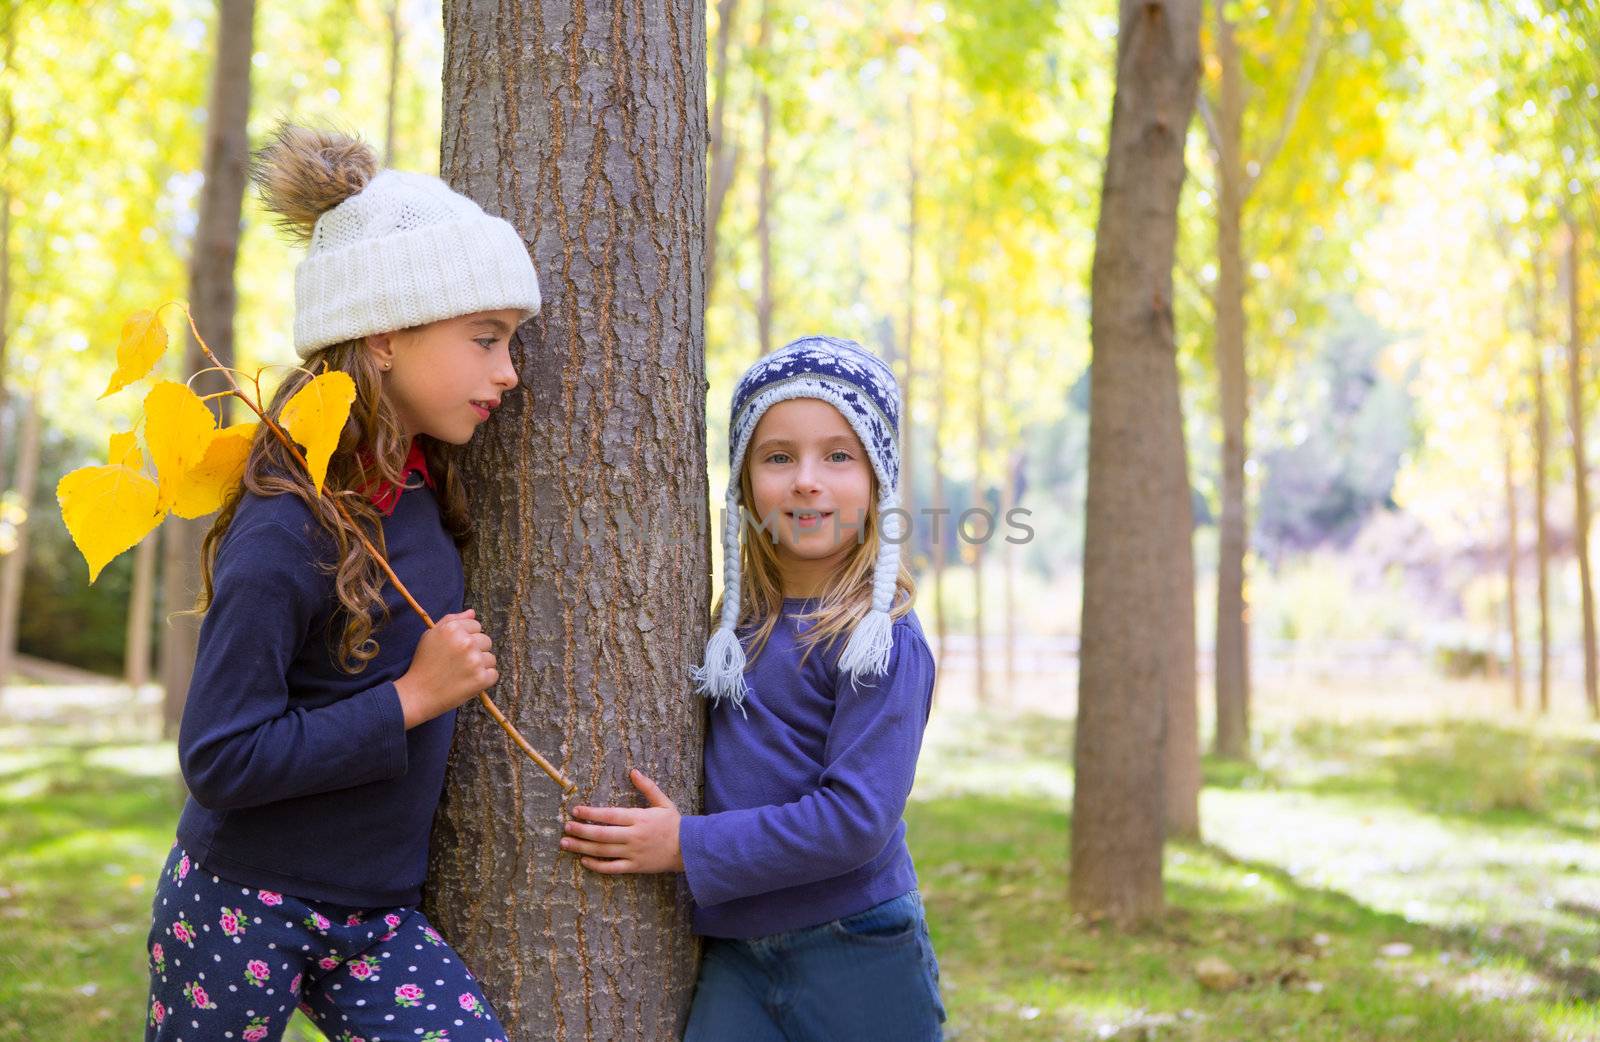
[1071,0,1200,926]
[1504,433,1524,711]
[157,0,255,737]
[755,0,774,357]
[972,310,989,706]
[426,3,709,1038]
[126,538,157,689]
[705,0,739,300]
[382,0,403,166]
[1211,0,1250,761]
[1533,254,1552,716]
[0,390,39,688]
[1565,220,1599,719]
[931,298,949,677]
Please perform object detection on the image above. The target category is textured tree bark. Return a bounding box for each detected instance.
[1071,0,1200,926]
[157,0,254,738]
[426,3,709,1039]
[1564,221,1599,719]
[1533,254,1552,715]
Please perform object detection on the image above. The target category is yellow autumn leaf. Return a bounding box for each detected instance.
[279,371,355,493]
[56,464,164,583]
[144,381,218,510]
[101,310,169,399]
[171,422,257,519]
[109,431,143,469]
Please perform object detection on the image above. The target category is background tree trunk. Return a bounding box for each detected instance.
[1071,0,1200,926]
[1211,0,1250,761]
[704,0,739,300]
[1504,432,1524,711]
[126,538,157,690]
[972,309,988,706]
[157,0,255,738]
[426,2,709,1038]
[0,388,39,688]
[755,0,774,357]
[1564,219,1598,719]
[382,0,403,166]
[1534,253,1552,715]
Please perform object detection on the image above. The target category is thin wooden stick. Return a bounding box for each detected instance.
[175,303,575,793]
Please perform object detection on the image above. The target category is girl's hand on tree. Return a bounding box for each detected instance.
[394,609,498,728]
[561,769,685,874]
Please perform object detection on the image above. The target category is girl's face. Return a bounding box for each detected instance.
[746,398,874,589]
[366,309,523,444]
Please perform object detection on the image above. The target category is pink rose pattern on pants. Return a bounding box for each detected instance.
[145,843,507,1042]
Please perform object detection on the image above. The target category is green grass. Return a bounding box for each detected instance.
[907,709,1600,1041]
[1,703,1597,1041]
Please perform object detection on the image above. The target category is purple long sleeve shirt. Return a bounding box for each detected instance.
[678,599,936,939]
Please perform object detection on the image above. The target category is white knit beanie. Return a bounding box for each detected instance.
[292,169,541,357]
[693,335,905,715]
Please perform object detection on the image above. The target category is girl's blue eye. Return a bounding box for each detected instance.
[767,453,791,464]
[475,338,497,349]
[828,451,852,462]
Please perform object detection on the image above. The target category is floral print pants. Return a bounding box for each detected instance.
[145,842,506,1042]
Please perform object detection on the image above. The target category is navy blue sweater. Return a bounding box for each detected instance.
[174,483,463,907]
[679,600,936,938]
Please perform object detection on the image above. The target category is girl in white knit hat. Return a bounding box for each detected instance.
[558,337,947,1041]
[142,124,538,1042]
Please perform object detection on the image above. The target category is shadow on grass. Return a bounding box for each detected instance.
[907,791,1575,1042]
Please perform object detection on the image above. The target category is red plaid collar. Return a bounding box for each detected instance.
[359,439,435,516]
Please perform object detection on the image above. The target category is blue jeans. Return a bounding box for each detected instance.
[684,889,946,1042]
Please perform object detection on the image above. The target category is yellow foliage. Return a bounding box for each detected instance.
[109,430,142,469]
[171,422,258,520]
[100,310,169,399]
[279,372,356,493]
[56,465,164,582]
[144,381,220,511]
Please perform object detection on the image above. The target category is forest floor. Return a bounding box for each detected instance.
[1,673,1596,1041]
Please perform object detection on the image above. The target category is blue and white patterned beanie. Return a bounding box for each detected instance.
[693,335,904,713]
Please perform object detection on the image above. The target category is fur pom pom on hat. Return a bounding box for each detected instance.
[251,124,541,358]
[693,335,905,714]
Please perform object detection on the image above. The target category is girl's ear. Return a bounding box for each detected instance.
[364,331,397,371]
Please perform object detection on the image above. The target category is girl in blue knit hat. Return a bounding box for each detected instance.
[560,335,946,1041]
[142,124,538,1042]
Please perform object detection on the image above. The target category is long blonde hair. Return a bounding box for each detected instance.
[726,463,916,669]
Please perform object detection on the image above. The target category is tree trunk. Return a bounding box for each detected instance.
[1565,220,1599,719]
[157,0,255,738]
[754,0,774,357]
[0,20,16,488]
[1534,253,1552,716]
[426,3,709,1039]
[383,0,403,166]
[1071,0,1200,926]
[704,0,739,301]
[972,310,989,706]
[0,389,39,688]
[1002,448,1017,696]
[1504,432,1524,712]
[126,537,157,689]
[902,87,919,542]
[1211,0,1250,761]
